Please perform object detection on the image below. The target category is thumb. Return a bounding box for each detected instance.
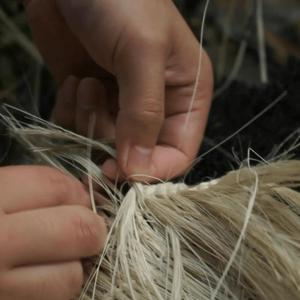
[104,49,166,180]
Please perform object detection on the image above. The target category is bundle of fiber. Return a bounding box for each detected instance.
[1,106,300,300]
[82,161,300,300]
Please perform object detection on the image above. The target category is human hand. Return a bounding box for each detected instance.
[0,166,106,300]
[25,0,213,181]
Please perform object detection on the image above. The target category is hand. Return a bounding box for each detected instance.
[25,0,213,181]
[0,166,106,300]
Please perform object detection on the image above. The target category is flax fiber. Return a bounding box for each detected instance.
[1,106,300,300]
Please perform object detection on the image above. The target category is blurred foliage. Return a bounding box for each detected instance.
[178,0,300,85]
[0,0,52,115]
[0,2,31,87]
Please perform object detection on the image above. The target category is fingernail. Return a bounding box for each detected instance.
[127,145,152,176]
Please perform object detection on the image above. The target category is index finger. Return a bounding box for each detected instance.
[0,166,90,214]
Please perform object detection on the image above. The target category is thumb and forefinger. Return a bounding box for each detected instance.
[55,0,168,180]
[102,41,167,180]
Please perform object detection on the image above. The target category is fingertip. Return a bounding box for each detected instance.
[52,75,79,128]
[101,158,120,180]
[125,145,154,180]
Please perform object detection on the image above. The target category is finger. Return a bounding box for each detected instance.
[103,46,213,182]
[75,78,115,138]
[1,261,83,300]
[55,0,168,179]
[155,48,213,179]
[25,0,100,83]
[108,47,167,179]
[153,114,205,180]
[55,0,121,72]
[162,86,212,160]
[0,205,106,267]
[0,166,90,214]
[52,75,79,130]
[101,158,126,182]
[100,47,167,180]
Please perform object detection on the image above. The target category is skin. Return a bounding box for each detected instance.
[0,2,213,298]
[25,0,214,182]
[0,166,106,300]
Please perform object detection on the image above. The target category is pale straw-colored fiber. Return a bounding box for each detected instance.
[1,105,300,300]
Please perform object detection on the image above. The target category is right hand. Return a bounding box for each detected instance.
[25,0,213,182]
[0,166,107,300]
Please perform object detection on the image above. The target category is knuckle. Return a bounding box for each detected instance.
[135,29,168,52]
[128,102,164,125]
[133,110,164,129]
[139,109,164,124]
[43,168,72,203]
[73,209,105,254]
[67,262,84,298]
[41,167,87,206]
